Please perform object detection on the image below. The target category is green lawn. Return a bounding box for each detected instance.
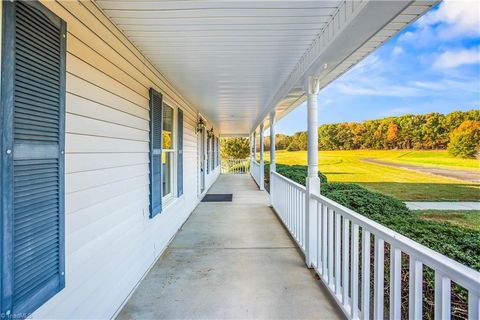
[416,210,480,231]
[380,150,480,171]
[265,150,480,201]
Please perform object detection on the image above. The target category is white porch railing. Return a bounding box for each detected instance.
[270,172,480,320]
[250,159,261,186]
[221,159,248,174]
[271,171,306,252]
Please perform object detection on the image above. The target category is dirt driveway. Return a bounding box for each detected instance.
[362,158,480,182]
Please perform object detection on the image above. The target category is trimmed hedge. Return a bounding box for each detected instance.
[322,188,411,217]
[377,214,480,271]
[319,182,367,193]
[264,163,327,186]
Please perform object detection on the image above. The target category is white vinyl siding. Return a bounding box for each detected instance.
[25,1,217,318]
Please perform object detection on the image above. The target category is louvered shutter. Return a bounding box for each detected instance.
[206,136,210,174]
[149,88,163,218]
[177,109,183,196]
[1,1,66,315]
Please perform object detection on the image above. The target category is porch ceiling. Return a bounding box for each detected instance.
[95,0,437,135]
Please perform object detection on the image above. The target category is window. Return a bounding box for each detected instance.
[149,91,183,217]
[1,1,66,315]
[162,104,175,200]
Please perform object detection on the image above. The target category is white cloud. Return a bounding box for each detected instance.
[418,0,480,38]
[335,83,422,97]
[398,0,480,45]
[433,46,480,69]
[392,46,404,56]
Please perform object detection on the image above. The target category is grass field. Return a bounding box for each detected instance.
[416,210,480,231]
[265,150,479,201]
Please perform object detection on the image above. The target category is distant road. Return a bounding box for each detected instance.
[405,202,480,210]
[362,158,480,182]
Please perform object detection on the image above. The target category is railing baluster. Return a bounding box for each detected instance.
[291,185,294,232]
[287,184,290,229]
[322,204,328,278]
[374,237,384,320]
[434,272,451,320]
[390,246,401,320]
[361,230,371,320]
[316,201,321,271]
[291,186,294,235]
[335,212,341,297]
[409,258,423,320]
[283,180,285,222]
[328,208,334,288]
[301,191,305,248]
[469,291,479,320]
[294,188,297,239]
[351,224,360,319]
[342,217,350,310]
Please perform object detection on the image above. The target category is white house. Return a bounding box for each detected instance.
[0,1,478,319]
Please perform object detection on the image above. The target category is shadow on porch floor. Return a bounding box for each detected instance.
[116,174,343,319]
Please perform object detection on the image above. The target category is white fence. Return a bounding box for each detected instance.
[269,171,480,320]
[270,171,306,252]
[221,159,249,174]
[250,160,261,187]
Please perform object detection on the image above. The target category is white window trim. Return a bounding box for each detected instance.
[162,102,178,204]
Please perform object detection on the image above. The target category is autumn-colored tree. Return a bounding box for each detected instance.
[448,121,480,158]
[386,123,399,148]
[268,109,478,152]
[220,137,250,159]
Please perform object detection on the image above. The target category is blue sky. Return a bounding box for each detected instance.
[276,0,480,135]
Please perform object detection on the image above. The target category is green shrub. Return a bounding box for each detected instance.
[320,182,367,194]
[377,214,480,271]
[378,215,479,319]
[323,189,410,217]
[276,164,328,184]
[264,163,327,187]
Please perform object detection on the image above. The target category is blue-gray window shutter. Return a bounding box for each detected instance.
[1,0,66,315]
[206,135,210,174]
[177,109,183,196]
[149,88,163,218]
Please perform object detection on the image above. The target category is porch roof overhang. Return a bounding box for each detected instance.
[95,0,437,135]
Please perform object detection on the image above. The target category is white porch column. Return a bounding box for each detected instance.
[253,129,257,162]
[305,76,321,268]
[269,111,276,205]
[250,132,254,160]
[259,123,265,190]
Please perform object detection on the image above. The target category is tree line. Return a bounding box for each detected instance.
[221,110,480,159]
[262,110,480,158]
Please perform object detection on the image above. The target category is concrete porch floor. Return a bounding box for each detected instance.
[117,174,343,319]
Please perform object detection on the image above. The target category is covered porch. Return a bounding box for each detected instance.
[117,174,342,319]
[2,0,479,319]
